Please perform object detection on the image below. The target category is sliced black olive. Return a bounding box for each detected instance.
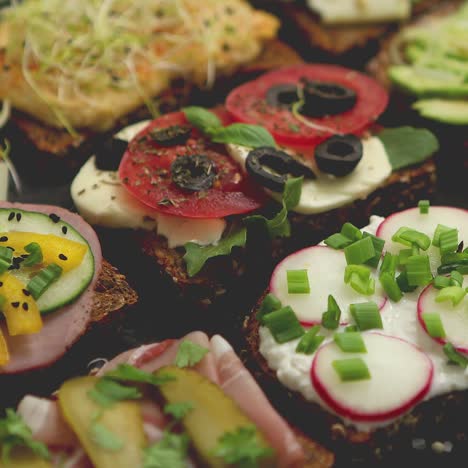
[171,154,216,192]
[315,134,363,177]
[95,137,128,171]
[246,147,315,192]
[266,84,300,110]
[150,125,192,146]
[300,79,357,118]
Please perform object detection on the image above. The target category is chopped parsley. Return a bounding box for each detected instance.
[175,340,209,368]
[163,402,194,421]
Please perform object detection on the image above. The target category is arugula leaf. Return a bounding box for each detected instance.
[183,106,221,134]
[88,379,142,408]
[104,364,175,386]
[90,421,123,451]
[212,426,274,468]
[175,340,209,368]
[143,432,189,468]
[0,409,50,462]
[183,227,247,277]
[212,123,276,148]
[377,127,439,171]
[163,402,194,420]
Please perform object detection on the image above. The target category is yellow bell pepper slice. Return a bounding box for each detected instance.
[0,448,52,468]
[0,273,42,335]
[0,326,9,366]
[0,232,88,273]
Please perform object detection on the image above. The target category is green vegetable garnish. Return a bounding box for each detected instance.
[321,295,341,330]
[332,358,370,382]
[344,236,375,265]
[256,293,282,324]
[296,325,323,355]
[0,246,13,275]
[443,343,468,369]
[105,363,174,387]
[406,255,432,286]
[163,402,194,421]
[88,379,142,408]
[435,286,466,306]
[418,200,430,214]
[287,269,310,294]
[23,242,43,267]
[350,302,383,331]
[89,421,123,452]
[262,306,304,344]
[143,432,189,468]
[334,332,367,353]
[26,263,63,299]
[175,340,209,368]
[422,313,446,339]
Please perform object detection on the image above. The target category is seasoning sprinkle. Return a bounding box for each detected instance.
[11,302,19,308]
[49,214,60,223]
[8,212,14,221]
[62,226,68,235]
[16,213,22,222]
[22,303,28,311]
[59,254,68,261]
[0,236,7,242]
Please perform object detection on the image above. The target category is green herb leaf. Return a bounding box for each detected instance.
[143,432,189,468]
[0,409,50,462]
[183,227,247,277]
[212,426,274,468]
[377,126,439,171]
[104,364,175,387]
[90,422,123,451]
[183,106,221,134]
[163,402,194,420]
[212,123,276,148]
[88,379,142,408]
[175,340,209,368]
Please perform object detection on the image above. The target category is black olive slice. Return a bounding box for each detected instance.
[95,137,128,171]
[300,79,357,118]
[246,147,315,192]
[150,124,192,147]
[171,154,216,192]
[315,135,363,177]
[266,84,300,110]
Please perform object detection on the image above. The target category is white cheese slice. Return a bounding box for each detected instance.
[307,0,410,24]
[0,161,8,201]
[226,137,392,215]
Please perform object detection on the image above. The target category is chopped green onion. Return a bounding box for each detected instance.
[392,227,431,251]
[334,332,367,353]
[362,232,385,268]
[439,229,458,255]
[344,265,375,296]
[438,252,468,275]
[263,306,304,344]
[0,246,13,275]
[435,286,466,306]
[379,271,403,302]
[287,269,310,295]
[398,249,413,266]
[418,200,430,214]
[344,237,375,265]
[422,313,446,338]
[450,270,464,287]
[350,302,383,331]
[412,244,420,256]
[345,325,359,332]
[443,343,468,368]
[332,358,370,382]
[324,233,353,249]
[433,275,451,289]
[380,253,399,276]
[406,255,432,286]
[27,263,63,300]
[321,295,341,330]
[23,242,43,267]
[341,223,363,242]
[296,326,324,355]
[396,271,417,293]
[433,224,453,247]
[256,293,282,324]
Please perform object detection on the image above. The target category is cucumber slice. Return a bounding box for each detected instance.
[0,208,94,314]
[413,99,468,125]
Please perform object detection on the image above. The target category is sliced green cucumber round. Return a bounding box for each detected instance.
[0,208,94,314]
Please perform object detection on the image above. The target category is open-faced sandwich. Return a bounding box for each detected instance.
[244,202,468,463]
[0,331,333,467]
[71,64,438,314]
[0,202,137,379]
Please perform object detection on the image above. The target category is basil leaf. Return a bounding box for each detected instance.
[212,123,276,149]
[377,126,439,171]
[89,422,123,451]
[175,340,209,368]
[183,106,221,134]
[183,228,247,277]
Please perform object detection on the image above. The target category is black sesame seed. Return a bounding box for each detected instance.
[59,254,68,261]
[49,213,60,223]
[8,212,15,221]
[11,302,19,308]
[62,226,68,235]
[16,213,22,222]
[0,236,8,242]
[22,303,29,311]
[22,289,31,297]
[0,282,3,287]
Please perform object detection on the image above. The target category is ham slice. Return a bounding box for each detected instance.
[0,202,102,373]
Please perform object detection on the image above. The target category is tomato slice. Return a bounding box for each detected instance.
[225,64,388,147]
[118,112,265,219]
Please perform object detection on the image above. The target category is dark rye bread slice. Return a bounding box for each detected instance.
[243,293,468,466]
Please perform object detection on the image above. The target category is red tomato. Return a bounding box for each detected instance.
[118,112,265,219]
[225,64,388,147]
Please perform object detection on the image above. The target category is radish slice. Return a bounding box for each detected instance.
[376,206,468,271]
[417,276,468,353]
[311,333,433,422]
[269,246,386,326]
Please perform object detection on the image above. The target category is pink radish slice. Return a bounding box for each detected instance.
[417,277,468,353]
[269,246,386,326]
[311,332,433,422]
[376,206,468,271]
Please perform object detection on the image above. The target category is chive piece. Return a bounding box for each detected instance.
[345,325,359,332]
[433,224,453,247]
[450,271,464,287]
[344,265,375,295]
[0,246,13,275]
[296,326,324,355]
[406,255,433,287]
[256,293,282,324]
[23,242,43,267]
[443,343,468,368]
[334,332,367,353]
[433,275,451,289]
[422,313,446,338]
[26,263,63,300]
[412,244,420,256]
[350,302,383,331]
[392,227,431,251]
[324,233,353,249]
[380,271,403,302]
[287,269,310,294]
[438,252,468,275]
[439,229,459,255]
[321,295,341,330]
[263,306,304,344]
[396,271,417,293]
[398,249,413,266]
[435,286,466,306]
[341,223,362,242]
[380,252,399,276]
[418,200,430,214]
[332,358,370,382]
[362,232,385,268]
[344,237,375,265]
